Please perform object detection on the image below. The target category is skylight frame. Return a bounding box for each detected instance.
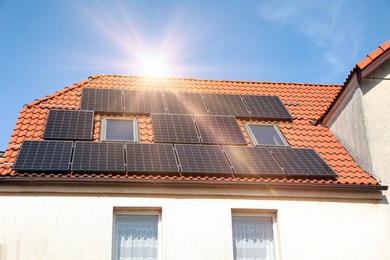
[100,117,139,142]
[245,123,289,147]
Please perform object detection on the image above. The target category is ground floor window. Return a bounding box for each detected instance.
[232,214,276,260]
[113,213,159,260]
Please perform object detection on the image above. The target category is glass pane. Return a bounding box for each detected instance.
[114,214,159,260]
[106,120,135,141]
[232,216,275,260]
[250,125,285,146]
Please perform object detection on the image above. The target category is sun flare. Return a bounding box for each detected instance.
[138,53,171,77]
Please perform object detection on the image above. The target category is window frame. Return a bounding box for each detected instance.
[112,209,162,260]
[245,123,289,147]
[231,210,280,260]
[101,117,139,142]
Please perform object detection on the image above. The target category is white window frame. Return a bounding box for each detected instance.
[231,210,280,260]
[101,118,139,142]
[112,209,162,260]
[245,123,288,147]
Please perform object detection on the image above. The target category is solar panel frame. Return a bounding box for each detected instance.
[13,140,73,172]
[223,146,285,177]
[152,114,200,144]
[164,92,209,115]
[71,141,125,172]
[43,110,94,140]
[242,95,292,120]
[202,93,251,117]
[80,88,123,112]
[175,144,233,176]
[123,90,166,114]
[269,147,337,177]
[195,115,247,145]
[126,143,179,174]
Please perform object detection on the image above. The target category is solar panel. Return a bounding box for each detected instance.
[203,93,250,117]
[175,144,233,175]
[223,146,285,177]
[269,147,337,177]
[152,114,200,143]
[43,110,94,140]
[13,140,73,172]
[164,92,208,115]
[123,90,166,114]
[242,95,292,120]
[126,143,179,173]
[71,142,125,172]
[195,115,246,145]
[80,88,123,112]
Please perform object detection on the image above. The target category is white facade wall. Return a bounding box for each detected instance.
[328,59,390,187]
[0,187,388,260]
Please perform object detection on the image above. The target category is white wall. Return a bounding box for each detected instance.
[0,191,389,260]
[328,59,390,188]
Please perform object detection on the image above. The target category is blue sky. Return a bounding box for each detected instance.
[0,0,389,150]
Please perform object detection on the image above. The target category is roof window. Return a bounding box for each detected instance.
[245,123,288,146]
[101,118,138,142]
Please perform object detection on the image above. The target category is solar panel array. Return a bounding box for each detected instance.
[43,110,94,140]
[242,95,292,120]
[175,144,233,175]
[80,88,122,112]
[195,115,246,145]
[203,93,251,117]
[71,142,125,172]
[223,146,285,177]
[126,143,179,173]
[13,140,73,172]
[164,92,208,115]
[80,88,292,120]
[152,114,200,143]
[270,147,337,177]
[123,90,166,114]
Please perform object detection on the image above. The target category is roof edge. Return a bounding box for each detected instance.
[320,39,390,124]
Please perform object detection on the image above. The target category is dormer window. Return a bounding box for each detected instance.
[245,123,288,146]
[101,118,138,142]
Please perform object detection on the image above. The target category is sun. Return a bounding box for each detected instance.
[138,53,172,78]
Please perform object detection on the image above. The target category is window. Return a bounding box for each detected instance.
[101,118,138,142]
[245,124,288,146]
[113,213,160,260]
[232,214,277,260]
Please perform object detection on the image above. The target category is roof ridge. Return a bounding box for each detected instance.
[88,73,341,87]
[25,79,89,108]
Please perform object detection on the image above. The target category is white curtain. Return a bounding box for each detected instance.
[114,215,158,260]
[232,216,275,260]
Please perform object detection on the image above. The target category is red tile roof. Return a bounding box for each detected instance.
[357,39,390,70]
[0,74,382,189]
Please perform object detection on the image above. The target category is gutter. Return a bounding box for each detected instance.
[0,176,387,191]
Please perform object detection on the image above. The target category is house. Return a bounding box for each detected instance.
[0,40,389,260]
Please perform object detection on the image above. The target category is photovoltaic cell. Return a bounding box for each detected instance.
[123,90,166,114]
[242,95,292,120]
[80,88,123,112]
[43,110,94,140]
[175,144,233,175]
[126,143,179,173]
[195,115,246,145]
[270,147,337,177]
[223,146,284,177]
[203,93,250,117]
[13,140,73,172]
[152,114,200,143]
[164,92,208,115]
[71,142,125,172]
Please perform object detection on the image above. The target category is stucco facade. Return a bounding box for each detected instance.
[326,59,390,192]
[0,185,388,260]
